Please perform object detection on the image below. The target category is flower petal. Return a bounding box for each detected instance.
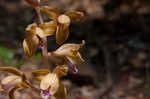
[40,73,59,95]
[53,65,68,78]
[25,23,38,36]
[40,6,60,21]
[26,23,46,38]
[54,82,67,99]
[9,85,21,99]
[0,67,23,76]
[32,69,50,81]
[65,11,84,22]
[39,21,56,36]
[23,35,39,57]
[1,75,21,88]
[56,25,69,44]
[54,40,85,56]
[66,52,84,64]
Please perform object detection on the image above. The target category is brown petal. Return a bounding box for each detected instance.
[40,73,59,95]
[9,85,22,99]
[32,69,50,81]
[39,21,56,36]
[66,52,84,64]
[53,65,68,78]
[40,6,60,21]
[1,75,21,87]
[20,80,32,89]
[26,23,46,38]
[54,40,85,56]
[0,67,23,76]
[65,11,84,22]
[25,23,37,35]
[56,26,69,44]
[54,82,67,99]
[23,35,39,57]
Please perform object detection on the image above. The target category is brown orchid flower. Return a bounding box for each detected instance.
[40,6,84,44]
[48,40,85,73]
[32,65,68,99]
[0,67,32,99]
[23,22,56,57]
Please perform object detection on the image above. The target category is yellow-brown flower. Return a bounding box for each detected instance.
[32,65,68,99]
[48,40,85,73]
[0,67,32,99]
[23,22,56,57]
[40,6,84,44]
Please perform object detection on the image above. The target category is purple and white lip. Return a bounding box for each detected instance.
[40,90,51,99]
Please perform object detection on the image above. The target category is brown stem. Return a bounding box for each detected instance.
[36,7,49,69]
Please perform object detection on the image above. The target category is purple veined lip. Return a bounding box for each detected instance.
[69,62,78,73]
[40,90,51,99]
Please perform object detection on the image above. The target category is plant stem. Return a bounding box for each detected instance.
[36,7,49,69]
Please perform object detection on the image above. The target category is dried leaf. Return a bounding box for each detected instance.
[0,67,23,76]
[53,65,68,77]
[65,11,84,22]
[40,6,60,21]
[9,86,21,99]
[39,21,56,36]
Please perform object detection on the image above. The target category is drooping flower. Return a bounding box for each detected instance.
[48,40,85,73]
[32,65,68,99]
[0,67,32,99]
[23,22,56,57]
[40,6,84,44]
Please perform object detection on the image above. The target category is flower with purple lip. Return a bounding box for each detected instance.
[41,89,51,99]
[23,22,56,57]
[0,67,32,99]
[40,6,84,44]
[48,40,85,73]
[32,65,68,99]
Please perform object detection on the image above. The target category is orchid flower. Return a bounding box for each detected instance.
[23,22,56,57]
[40,6,84,44]
[48,40,85,73]
[32,65,68,99]
[0,67,32,99]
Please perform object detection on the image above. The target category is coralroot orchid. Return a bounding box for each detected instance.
[32,65,68,99]
[48,40,85,73]
[0,67,32,99]
[40,6,84,44]
[0,0,85,99]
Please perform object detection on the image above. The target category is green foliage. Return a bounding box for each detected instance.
[0,46,25,68]
[0,46,42,68]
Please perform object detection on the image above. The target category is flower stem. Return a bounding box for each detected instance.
[36,7,49,69]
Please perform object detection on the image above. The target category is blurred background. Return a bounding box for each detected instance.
[0,0,150,99]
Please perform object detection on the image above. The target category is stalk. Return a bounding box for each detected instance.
[36,7,49,69]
